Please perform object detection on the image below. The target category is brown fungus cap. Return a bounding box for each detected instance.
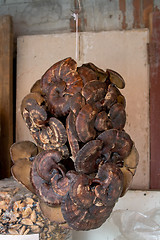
[40,58,77,95]
[21,92,45,115]
[82,80,107,104]
[78,62,108,84]
[76,104,98,143]
[46,81,71,117]
[61,193,113,231]
[30,150,74,206]
[49,117,67,147]
[31,117,67,152]
[95,162,123,206]
[63,71,83,95]
[123,144,139,170]
[36,150,62,181]
[83,62,109,82]
[30,79,44,95]
[39,202,71,228]
[31,150,64,205]
[69,174,95,208]
[32,129,69,159]
[10,141,38,163]
[39,201,68,225]
[97,129,133,164]
[94,111,112,132]
[66,111,80,160]
[109,103,126,130]
[10,141,39,193]
[51,165,70,197]
[11,158,35,194]
[21,93,47,133]
[77,65,97,84]
[103,84,126,110]
[107,69,125,89]
[120,167,133,197]
[41,57,83,117]
[24,98,47,127]
[120,144,139,196]
[31,150,61,182]
[69,92,86,116]
[74,140,103,174]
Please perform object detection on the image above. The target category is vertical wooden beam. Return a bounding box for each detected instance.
[132,0,153,28]
[149,10,160,189]
[142,0,153,28]
[133,0,142,28]
[119,0,127,29]
[0,16,13,179]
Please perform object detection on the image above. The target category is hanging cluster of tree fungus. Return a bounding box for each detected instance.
[10,57,139,231]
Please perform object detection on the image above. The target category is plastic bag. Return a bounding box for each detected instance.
[111,209,160,240]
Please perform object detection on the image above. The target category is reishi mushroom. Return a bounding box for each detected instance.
[10,57,139,231]
[66,111,80,160]
[97,129,133,165]
[76,104,98,143]
[74,140,103,174]
[10,141,38,193]
[95,162,123,206]
[31,150,67,205]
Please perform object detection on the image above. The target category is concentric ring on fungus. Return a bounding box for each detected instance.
[10,57,139,231]
[41,57,83,117]
[31,150,65,205]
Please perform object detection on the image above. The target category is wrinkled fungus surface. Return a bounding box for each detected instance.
[10,57,139,231]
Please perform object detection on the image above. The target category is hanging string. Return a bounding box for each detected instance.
[71,0,81,62]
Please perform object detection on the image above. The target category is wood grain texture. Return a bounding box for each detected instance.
[132,0,153,28]
[149,10,160,189]
[0,15,13,179]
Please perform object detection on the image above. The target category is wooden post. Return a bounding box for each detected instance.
[149,10,160,189]
[0,16,13,179]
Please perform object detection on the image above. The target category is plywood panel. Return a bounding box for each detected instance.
[80,30,150,190]
[16,30,149,189]
[0,15,13,179]
[16,33,77,142]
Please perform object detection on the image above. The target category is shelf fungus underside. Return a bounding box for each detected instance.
[10,57,139,231]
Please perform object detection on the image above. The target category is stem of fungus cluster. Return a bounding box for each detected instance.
[57,165,66,178]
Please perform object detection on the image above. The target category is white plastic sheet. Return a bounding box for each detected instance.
[111,209,160,240]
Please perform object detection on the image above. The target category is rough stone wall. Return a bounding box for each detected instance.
[0,0,159,37]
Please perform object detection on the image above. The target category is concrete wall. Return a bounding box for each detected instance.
[0,0,159,37]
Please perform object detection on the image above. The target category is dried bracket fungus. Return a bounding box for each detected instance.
[10,57,139,231]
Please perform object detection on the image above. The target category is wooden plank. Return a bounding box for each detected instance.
[119,0,127,29]
[132,0,153,28]
[142,0,153,28]
[149,10,160,189]
[133,0,141,28]
[0,16,13,179]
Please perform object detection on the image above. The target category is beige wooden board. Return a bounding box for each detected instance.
[16,30,149,189]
